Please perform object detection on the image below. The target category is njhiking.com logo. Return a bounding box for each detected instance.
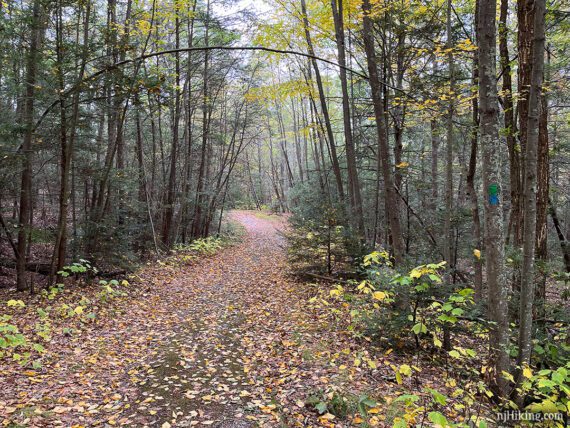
[496,410,564,424]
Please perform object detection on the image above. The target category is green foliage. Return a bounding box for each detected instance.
[387,385,491,428]
[0,314,27,358]
[83,215,142,271]
[174,237,223,258]
[326,250,570,424]
[1,301,46,366]
[42,283,65,300]
[98,279,128,302]
[188,237,223,255]
[57,259,98,278]
[306,391,350,418]
[7,299,26,308]
[286,182,363,274]
[306,389,379,422]
[511,363,570,418]
[342,253,476,350]
[533,328,570,369]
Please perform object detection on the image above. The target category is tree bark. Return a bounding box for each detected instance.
[443,0,455,269]
[478,0,511,397]
[300,0,344,201]
[534,47,550,307]
[16,0,43,291]
[51,0,91,282]
[162,14,181,246]
[500,0,522,246]
[192,0,211,238]
[467,36,483,301]
[331,0,364,235]
[549,198,570,273]
[516,0,546,376]
[361,0,404,265]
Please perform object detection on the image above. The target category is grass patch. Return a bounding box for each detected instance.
[253,211,277,220]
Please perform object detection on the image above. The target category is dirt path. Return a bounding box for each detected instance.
[2,211,387,428]
[125,211,299,427]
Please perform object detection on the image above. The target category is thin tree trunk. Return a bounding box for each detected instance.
[534,46,550,308]
[192,0,211,238]
[331,0,364,235]
[549,198,570,273]
[516,0,546,377]
[300,0,344,201]
[16,0,42,291]
[443,0,455,268]
[361,0,404,265]
[51,0,91,282]
[467,32,483,301]
[500,0,522,246]
[478,0,510,397]
[161,14,181,246]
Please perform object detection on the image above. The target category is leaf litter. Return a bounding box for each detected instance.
[1,211,432,427]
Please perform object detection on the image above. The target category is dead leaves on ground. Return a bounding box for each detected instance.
[2,211,416,427]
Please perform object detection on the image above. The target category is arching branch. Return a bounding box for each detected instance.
[33,45,369,131]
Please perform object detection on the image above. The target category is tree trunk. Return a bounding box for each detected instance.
[331,0,364,235]
[477,0,511,397]
[361,0,404,265]
[549,198,570,273]
[192,0,211,238]
[16,0,43,291]
[51,0,91,282]
[300,0,344,201]
[162,14,181,246]
[467,30,483,301]
[516,0,546,376]
[500,0,522,246]
[534,47,550,308]
[443,0,455,268]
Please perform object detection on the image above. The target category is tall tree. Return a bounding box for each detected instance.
[477,0,510,397]
[443,0,455,270]
[331,0,364,235]
[161,9,182,246]
[500,0,522,246]
[516,0,546,376]
[300,0,344,201]
[16,0,43,291]
[361,0,404,264]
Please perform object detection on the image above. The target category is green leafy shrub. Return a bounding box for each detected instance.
[98,279,128,302]
[1,301,46,367]
[306,391,351,418]
[57,259,98,279]
[512,363,570,420]
[175,236,223,256]
[388,387,491,428]
[286,182,363,274]
[189,237,223,255]
[306,389,380,423]
[42,283,64,300]
[340,252,476,351]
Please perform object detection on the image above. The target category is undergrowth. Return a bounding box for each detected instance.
[302,250,570,427]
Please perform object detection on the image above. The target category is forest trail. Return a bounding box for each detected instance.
[125,210,301,427]
[2,211,394,427]
[2,211,308,427]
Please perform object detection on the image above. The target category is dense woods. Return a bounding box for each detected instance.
[1,0,570,425]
